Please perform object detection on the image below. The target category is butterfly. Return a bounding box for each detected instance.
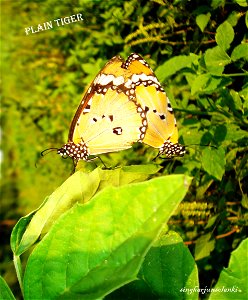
[121,53,185,158]
[57,53,185,164]
[57,55,148,163]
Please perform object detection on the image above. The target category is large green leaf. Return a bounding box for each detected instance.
[23,174,191,299]
[209,238,248,299]
[11,165,159,256]
[107,231,199,299]
[11,168,101,256]
[140,231,199,299]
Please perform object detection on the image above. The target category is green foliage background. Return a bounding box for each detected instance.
[1,0,247,298]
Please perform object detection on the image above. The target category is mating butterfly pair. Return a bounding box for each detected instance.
[57,53,185,163]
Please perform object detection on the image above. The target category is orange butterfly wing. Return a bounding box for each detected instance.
[122,53,185,157]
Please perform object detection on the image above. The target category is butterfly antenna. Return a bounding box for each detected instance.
[35,148,59,168]
[187,144,218,150]
[40,148,59,157]
[189,144,217,148]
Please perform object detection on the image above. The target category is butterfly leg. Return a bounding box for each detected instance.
[86,156,109,169]
[152,152,160,161]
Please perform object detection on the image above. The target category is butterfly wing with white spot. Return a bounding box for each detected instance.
[123,53,179,149]
[72,89,144,155]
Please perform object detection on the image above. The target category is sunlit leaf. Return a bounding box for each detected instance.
[140,231,199,299]
[23,175,191,299]
[201,147,226,181]
[106,231,199,299]
[231,43,248,61]
[12,166,160,256]
[156,55,197,81]
[191,74,211,95]
[204,46,231,75]
[233,0,248,7]
[209,238,248,299]
[216,21,234,51]
[195,233,215,260]
[196,13,211,32]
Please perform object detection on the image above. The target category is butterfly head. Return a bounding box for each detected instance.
[57,141,89,161]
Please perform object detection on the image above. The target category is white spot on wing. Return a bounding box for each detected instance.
[98,74,115,85]
[124,79,132,88]
[113,76,125,85]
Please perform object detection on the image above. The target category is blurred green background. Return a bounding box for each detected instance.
[1,0,247,298]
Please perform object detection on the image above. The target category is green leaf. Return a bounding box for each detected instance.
[246,10,248,27]
[0,276,16,300]
[209,238,248,299]
[196,13,211,32]
[107,231,199,299]
[155,55,197,81]
[227,11,241,27]
[23,175,192,300]
[214,124,228,142]
[241,194,248,209]
[211,0,225,9]
[205,215,219,229]
[229,90,244,112]
[206,76,231,93]
[191,74,211,95]
[81,62,99,74]
[106,277,155,299]
[216,21,234,51]
[204,46,231,75]
[12,166,159,256]
[196,175,214,199]
[201,147,226,181]
[231,43,248,61]
[234,0,248,7]
[194,233,215,260]
[11,169,100,256]
[240,85,248,104]
[225,124,248,142]
[11,209,40,254]
[190,74,229,95]
[139,231,199,299]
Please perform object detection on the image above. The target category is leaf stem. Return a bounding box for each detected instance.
[13,254,24,297]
